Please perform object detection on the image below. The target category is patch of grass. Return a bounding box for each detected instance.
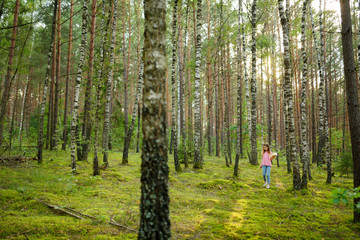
[0,150,359,239]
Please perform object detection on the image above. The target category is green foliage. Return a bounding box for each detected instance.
[331,187,360,211]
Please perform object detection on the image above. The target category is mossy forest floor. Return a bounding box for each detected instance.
[0,150,359,239]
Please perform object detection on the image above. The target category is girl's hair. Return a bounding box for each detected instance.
[263,143,271,154]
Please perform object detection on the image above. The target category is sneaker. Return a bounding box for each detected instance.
[263,182,267,186]
[266,184,270,189]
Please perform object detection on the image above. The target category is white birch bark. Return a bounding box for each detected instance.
[278,0,301,190]
[300,0,310,189]
[193,0,203,169]
[70,0,88,174]
[250,0,258,166]
[102,0,118,168]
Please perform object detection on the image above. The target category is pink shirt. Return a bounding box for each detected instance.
[261,151,272,167]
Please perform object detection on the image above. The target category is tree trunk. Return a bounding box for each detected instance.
[300,0,310,189]
[171,0,181,172]
[81,0,97,161]
[250,0,258,166]
[122,63,143,164]
[51,0,61,150]
[234,0,244,176]
[93,0,107,176]
[0,0,20,146]
[340,0,360,223]
[278,0,301,190]
[37,0,58,163]
[62,0,74,151]
[102,0,118,168]
[70,0,88,174]
[193,0,203,169]
[138,0,171,237]
[122,0,129,138]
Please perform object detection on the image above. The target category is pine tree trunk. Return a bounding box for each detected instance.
[171,0,181,172]
[0,0,20,146]
[70,0,88,174]
[103,0,118,168]
[122,0,129,138]
[278,0,301,190]
[138,0,171,237]
[62,0,74,151]
[250,0,258,166]
[206,0,212,157]
[122,63,143,164]
[340,0,360,222]
[300,0,310,189]
[37,0,58,163]
[193,0,203,169]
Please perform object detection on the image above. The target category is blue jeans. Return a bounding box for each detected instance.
[262,166,271,183]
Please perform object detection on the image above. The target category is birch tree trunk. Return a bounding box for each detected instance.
[37,0,58,163]
[0,0,20,146]
[62,0,74,151]
[51,0,61,150]
[93,0,107,176]
[193,0,203,169]
[171,0,181,172]
[102,0,118,168]
[250,0,258,166]
[81,0,97,161]
[278,0,301,190]
[138,0,170,237]
[234,0,243,176]
[70,0,88,174]
[122,63,143,164]
[300,0,310,189]
[340,0,360,222]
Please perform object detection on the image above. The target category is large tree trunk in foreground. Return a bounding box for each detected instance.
[138,0,171,238]
[340,0,360,223]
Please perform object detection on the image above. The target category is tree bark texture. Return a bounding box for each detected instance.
[193,0,203,169]
[250,0,258,166]
[340,0,360,223]
[278,0,301,190]
[103,0,118,168]
[138,0,171,238]
[70,0,88,174]
[37,0,58,163]
[0,0,20,146]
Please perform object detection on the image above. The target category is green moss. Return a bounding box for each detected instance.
[0,151,358,239]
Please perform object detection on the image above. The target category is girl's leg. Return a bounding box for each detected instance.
[266,166,271,184]
[262,167,267,182]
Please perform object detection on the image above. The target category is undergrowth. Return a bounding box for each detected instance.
[0,150,359,239]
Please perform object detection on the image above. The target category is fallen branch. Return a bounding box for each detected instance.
[36,199,85,220]
[108,219,136,232]
[279,214,293,224]
[36,199,136,232]
[6,229,35,239]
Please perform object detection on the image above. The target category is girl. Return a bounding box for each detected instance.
[259,143,276,189]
